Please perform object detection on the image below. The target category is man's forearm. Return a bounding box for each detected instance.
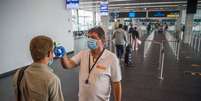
[113,81,122,101]
[61,55,76,69]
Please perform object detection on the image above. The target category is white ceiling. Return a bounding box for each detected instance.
[78,0,201,12]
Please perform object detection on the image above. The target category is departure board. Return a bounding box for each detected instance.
[148,11,179,17]
[115,12,146,18]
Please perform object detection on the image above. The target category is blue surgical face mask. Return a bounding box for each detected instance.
[48,58,53,66]
[48,58,56,72]
[87,38,97,50]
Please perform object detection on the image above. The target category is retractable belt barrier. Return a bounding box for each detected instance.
[144,39,180,80]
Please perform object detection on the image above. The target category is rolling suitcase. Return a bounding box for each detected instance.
[124,44,134,65]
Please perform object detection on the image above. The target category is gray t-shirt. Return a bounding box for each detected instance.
[112,28,127,45]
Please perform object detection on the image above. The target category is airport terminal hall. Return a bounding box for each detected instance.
[1,0,201,101]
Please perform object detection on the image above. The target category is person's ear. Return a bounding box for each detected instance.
[47,51,51,57]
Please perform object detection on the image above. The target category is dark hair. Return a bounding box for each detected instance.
[88,26,105,42]
[119,24,123,28]
[30,35,53,62]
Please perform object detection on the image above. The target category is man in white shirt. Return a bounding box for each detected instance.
[61,26,122,101]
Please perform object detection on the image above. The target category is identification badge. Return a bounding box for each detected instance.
[96,64,107,72]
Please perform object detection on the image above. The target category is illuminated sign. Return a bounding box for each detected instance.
[167,12,179,18]
[148,11,179,17]
[128,12,136,18]
[100,1,109,16]
[66,0,79,9]
[167,14,179,18]
[148,11,165,17]
[114,12,146,18]
[154,12,165,17]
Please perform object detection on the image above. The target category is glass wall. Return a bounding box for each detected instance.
[72,10,101,31]
[78,10,93,30]
[72,10,101,53]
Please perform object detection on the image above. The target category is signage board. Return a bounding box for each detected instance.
[100,1,109,16]
[115,12,146,18]
[66,0,79,9]
[148,11,179,17]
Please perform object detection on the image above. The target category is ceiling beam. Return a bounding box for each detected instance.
[78,1,201,12]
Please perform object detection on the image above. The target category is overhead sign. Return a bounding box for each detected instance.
[115,12,146,18]
[166,12,179,18]
[148,11,166,17]
[66,0,79,9]
[167,14,179,18]
[154,11,165,17]
[100,1,109,16]
[128,12,136,18]
[148,11,179,17]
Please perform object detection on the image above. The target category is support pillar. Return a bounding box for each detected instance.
[101,16,110,48]
[183,14,194,44]
[93,11,97,26]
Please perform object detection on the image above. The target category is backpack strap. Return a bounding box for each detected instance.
[16,65,29,101]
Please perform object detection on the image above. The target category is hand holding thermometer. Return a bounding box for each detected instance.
[54,42,66,58]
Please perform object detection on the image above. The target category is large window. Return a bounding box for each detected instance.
[78,10,93,30]
[72,10,99,31]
